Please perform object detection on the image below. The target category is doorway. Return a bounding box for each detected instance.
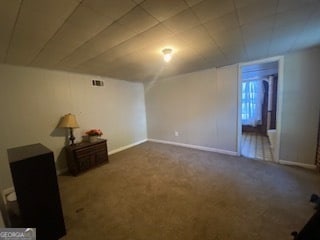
[237,57,284,162]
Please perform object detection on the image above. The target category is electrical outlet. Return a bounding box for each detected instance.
[174,131,179,137]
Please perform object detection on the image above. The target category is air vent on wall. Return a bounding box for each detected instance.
[92,80,104,87]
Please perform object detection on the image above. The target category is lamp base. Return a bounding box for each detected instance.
[69,128,75,145]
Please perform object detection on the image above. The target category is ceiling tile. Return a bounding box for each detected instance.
[237,0,277,25]
[192,0,234,23]
[177,25,213,47]
[67,6,113,31]
[173,46,201,61]
[269,27,302,56]
[0,0,20,62]
[193,43,226,63]
[244,41,269,60]
[74,60,108,76]
[141,0,188,22]
[242,16,274,46]
[105,50,160,79]
[98,58,149,81]
[292,8,320,50]
[204,49,228,66]
[191,40,219,55]
[56,22,137,68]
[234,0,266,9]
[80,36,147,68]
[1,0,320,81]
[184,0,204,7]
[272,24,306,48]
[211,27,244,48]
[82,0,136,20]
[277,0,318,13]
[275,3,315,29]
[6,0,79,64]
[137,24,174,44]
[157,35,190,53]
[177,61,208,75]
[221,44,248,62]
[132,0,145,4]
[204,11,240,36]
[31,5,114,68]
[69,24,170,71]
[241,15,274,33]
[118,6,158,34]
[292,29,320,51]
[162,9,200,34]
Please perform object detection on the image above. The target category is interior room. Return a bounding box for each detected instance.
[0,0,320,239]
[240,61,279,161]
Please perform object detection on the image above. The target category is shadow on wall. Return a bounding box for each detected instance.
[55,148,68,174]
[50,126,69,173]
[50,127,69,144]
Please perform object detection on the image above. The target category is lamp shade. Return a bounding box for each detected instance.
[58,113,79,128]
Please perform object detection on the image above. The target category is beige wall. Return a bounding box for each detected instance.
[280,47,320,165]
[0,64,147,189]
[145,65,238,154]
[1,46,318,192]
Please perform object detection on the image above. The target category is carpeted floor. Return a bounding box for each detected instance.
[59,142,320,240]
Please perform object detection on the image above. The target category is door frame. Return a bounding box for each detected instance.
[237,56,284,162]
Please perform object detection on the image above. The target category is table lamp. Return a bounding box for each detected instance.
[58,113,79,145]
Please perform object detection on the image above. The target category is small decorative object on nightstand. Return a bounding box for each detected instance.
[86,129,103,143]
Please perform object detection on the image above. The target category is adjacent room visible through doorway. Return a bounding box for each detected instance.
[240,61,279,161]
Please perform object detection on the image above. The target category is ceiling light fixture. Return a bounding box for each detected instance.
[162,48,173,63]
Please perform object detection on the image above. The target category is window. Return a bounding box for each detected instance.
[241,80,263,126]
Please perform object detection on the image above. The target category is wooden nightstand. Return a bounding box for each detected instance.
[65,139,109,176]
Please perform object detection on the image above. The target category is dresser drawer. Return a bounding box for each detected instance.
[75,148,93,157]
[66,139,109,175]
[78,155,95,171]
[96,151,108,165]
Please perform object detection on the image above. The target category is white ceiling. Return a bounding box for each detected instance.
[1,0,320,82]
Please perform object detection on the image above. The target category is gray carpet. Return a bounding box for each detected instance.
[59,142,320,240]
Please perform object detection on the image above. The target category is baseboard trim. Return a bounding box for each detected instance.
[108,139,147,155]
[148,138,238,156]
[279,160,317,169]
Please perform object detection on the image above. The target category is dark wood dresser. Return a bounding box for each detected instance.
[65,139,109,176]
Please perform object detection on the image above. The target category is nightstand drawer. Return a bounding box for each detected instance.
[66,139,109,175]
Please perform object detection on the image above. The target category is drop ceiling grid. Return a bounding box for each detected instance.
[50,1,142,69]
[268,1,319,57]
[81,0,137,20]
[0,0,319,81]
[55,22,140,69]
[69,23,172,75]
[140,0,189,22]
[0,0,21,62]
[56,4,163,73]
[69,1,198,77]
[292,8,320,51]
[5,0,81,65]
[30,3,138,67]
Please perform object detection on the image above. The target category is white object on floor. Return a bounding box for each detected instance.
[6,192,16,202]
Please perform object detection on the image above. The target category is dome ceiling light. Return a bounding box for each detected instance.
[162,48,173,63]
